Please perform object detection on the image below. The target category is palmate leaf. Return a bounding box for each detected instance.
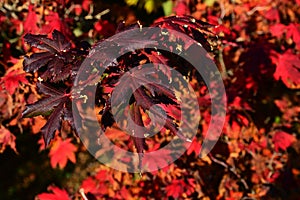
[23,29,70,53]
[23,30,88,146]
[22,83,67,117]
[23,15,214,169]
[22,83,71,146]
[41,102,65,146]
[23,30,82,82]
[94,16,214,169]
[152,15,217,52]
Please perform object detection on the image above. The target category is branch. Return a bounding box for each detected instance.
[208,153,249,190]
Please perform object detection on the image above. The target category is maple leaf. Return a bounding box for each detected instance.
[80,177,98,194]
[269,24,286,38]
[49,137,77,169]
[24,16,215,171]
[153,16,216,52]
[23,4,39,34]
[0,125,17,153]
[94,20,116,37]
[88,16,214,170]
[37,186,70,200]
[264,8,280,22]
[22,83,71,145]
[23,30,82,82]
[41,11,73,39]
[286,23,300,48]
[173,1,189,16]
[23,83,68,117]
[22,30,90,146]
[165,178,195,198]
[271,50,300,89]
[142,144,172,171]
[1,69,28,95]
[272,131,295,152]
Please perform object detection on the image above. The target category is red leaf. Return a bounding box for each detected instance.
[94,170,114,183]
[23,4,39,34]
[186,138,201,156]
[10,19,23,35]
[37,186,70,200]
[173,1,189,16]
[0,126,17,153]
[49,137,77,169]
[165,178,195,198]
[142,143,172,171]
[286,23,300,48]
[41,11,73,39]
[269,24,286,38]
[2,69,28,95]
[246,137,267,152]
[80,177,98,194]
[272,131,295,152]
[264,8,280,22]
[271,50,300,88]
[274,98,300,124]
[229,96,251,110]
[82,0,92,11]
[94,20,116,37]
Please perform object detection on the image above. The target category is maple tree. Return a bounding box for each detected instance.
[0,0,300,200]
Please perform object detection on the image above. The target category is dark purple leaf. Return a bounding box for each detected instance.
[22,83,68,118]
[41,102,64,146]
[24,29,70,53]
[23,52,53,72]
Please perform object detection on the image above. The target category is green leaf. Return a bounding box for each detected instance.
[162,0,173,16]
[274,116,281,124]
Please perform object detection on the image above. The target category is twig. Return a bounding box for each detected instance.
[247,6,268,16]
[209,153,249,190]
[79,188,89,200]
[218,46,228,79]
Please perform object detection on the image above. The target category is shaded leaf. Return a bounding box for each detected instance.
[41,102,65,146]
[24,30,70,53]
[0,126,17,153]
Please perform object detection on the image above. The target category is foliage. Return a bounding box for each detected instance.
[0,0,300,199]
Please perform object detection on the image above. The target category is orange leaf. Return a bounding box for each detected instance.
[0,125,17,153]
[32,116,47,134]
[49,137,77,169]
